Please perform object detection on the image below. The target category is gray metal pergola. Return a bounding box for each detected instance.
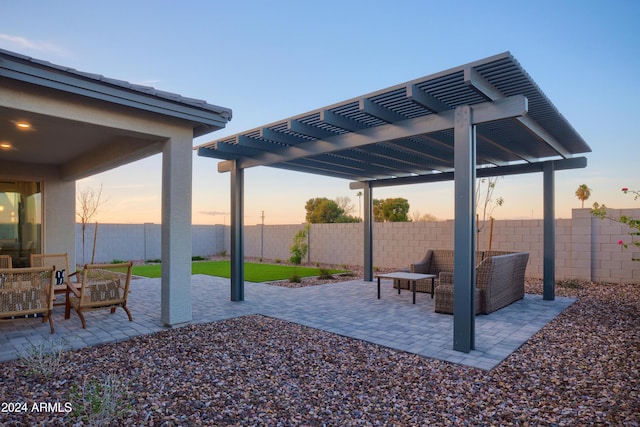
[197,52,591,353]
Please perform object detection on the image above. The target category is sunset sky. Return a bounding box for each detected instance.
[2,0,638,225]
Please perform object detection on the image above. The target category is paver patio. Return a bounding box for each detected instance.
[0,276,574,370]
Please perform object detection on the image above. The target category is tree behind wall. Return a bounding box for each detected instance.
[575,184,591,208]
[373,198,410,222]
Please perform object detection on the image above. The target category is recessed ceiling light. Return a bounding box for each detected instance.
[16,121,31,130]
[0,142,13,150]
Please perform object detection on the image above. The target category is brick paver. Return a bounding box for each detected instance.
[0,276,574,370]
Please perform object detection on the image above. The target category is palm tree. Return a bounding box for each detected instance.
[356,191,363,219]
[575,184,591,208]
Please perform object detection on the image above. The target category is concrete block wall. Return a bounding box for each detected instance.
[73,208,640,282]
[244,224,304,262]
[75,223,226,265]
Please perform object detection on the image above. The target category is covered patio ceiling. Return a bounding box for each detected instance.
[197,51,591,353]
[198,51,589,183]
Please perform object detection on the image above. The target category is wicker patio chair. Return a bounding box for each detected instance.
[0,266,56,333]
[31,253,79,307]
[395,249,456,293]
[64,262,133,329]
[0,255,11,269]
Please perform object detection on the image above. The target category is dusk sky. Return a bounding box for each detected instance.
[2,0,639,225]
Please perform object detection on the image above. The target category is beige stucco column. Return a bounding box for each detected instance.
[161,133,193,326]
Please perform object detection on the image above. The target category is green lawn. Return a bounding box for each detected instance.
[131,261,345,282]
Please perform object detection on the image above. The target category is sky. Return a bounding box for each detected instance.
[2,0,639,225]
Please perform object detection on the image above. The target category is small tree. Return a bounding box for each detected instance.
[476,177,504,251]
[77,185,105,264]
[575,184,591,208]
[289,224,310,265]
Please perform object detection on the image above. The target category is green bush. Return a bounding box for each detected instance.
[289,225,309,265]
[318,268,334,280]
[288,272,302,283]
[192,256,206,261]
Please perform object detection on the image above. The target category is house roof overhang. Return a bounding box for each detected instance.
[197,52,590,184]
[0,48,232,178]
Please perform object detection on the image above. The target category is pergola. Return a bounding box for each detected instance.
[197,52,591,352]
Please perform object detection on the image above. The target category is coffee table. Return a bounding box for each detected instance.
[375,272,436,304]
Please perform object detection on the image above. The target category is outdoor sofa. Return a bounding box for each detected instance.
[434,252,529,314]
[394,249,516,293]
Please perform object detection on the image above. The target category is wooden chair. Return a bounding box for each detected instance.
[65,262,133,329]
[30,253,78,307]
[0,255,11,269]
[0,266,56,333]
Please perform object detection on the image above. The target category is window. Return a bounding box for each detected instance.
[0,181,41,267]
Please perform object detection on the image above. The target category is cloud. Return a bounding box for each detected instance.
[199,211,229,216]
[0,33,72,58]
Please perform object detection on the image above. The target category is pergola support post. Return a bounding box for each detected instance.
[543,161,555,300]
[230,160,244,301]
[453,105,476,353]
[363,182,374,281]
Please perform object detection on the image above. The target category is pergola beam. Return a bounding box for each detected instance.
[320,109,367,132]
[349,157,587,189]
[406,84,450,113]
[260,128,308,146]
[288,119,336,139]
[217,95,528,172]
[360,98,406,123]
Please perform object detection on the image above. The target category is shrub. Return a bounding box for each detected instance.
[111,259,126,264]
[192,256,206,261]
[68,373,131,426]
[318,268,334,280]
[288,272,302,283]
[20,338,67,378]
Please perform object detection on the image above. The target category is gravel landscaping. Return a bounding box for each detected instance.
[0,275,638,426]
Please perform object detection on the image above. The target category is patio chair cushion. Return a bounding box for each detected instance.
[89,280,121,302]
[1,288,42,312]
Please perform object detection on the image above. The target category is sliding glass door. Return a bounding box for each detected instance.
[0,181,42,267]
